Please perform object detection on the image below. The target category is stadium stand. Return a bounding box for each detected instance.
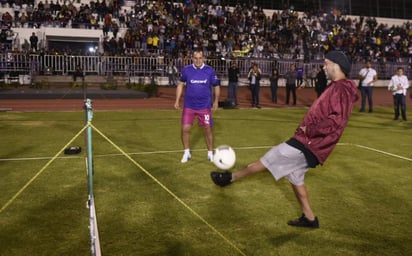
[0,0,411,88]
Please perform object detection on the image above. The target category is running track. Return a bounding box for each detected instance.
[0,86,399,112]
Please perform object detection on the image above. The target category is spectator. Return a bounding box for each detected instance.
[20,12,27,27]
[146,33,153,50]
[315,66,328,97]
[53,0,61,16]
[387,67,409,121]
[118,9,127,27]
[111,21,118,38]
[44,0,51,13]
[166,60,178,87]
[296,64,304,87]
[4,0,412,63]
[285,64,298,105]
[247,62,262,108]
[29,32,38,52]
[73,64,84,82]
[310,65,318,87]
[13,4,21,27]
[117,37,125,55]
[358,60,378,112]
[2,11,13,26]
[269,67,279,104]
[108,37,117,55]
[227,61,240,106]
[151,33,160,51]
[103,12,112,36]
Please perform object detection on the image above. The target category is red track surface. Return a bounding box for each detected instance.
[0,86,399,112]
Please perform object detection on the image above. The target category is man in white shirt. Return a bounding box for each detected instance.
[388,67,409,121]
[358,60,378,112]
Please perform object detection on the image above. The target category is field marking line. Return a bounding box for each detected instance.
[89,123,247,256]
[0,124,89,214]
[338,143,412,162]
[1,144,411,163]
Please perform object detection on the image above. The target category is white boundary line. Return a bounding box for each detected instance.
[1,144,411,162]
[338,143,412,162]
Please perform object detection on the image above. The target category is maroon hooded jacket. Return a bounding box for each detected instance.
[293,79,359,164]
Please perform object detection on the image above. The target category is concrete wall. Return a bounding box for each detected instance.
[12,27,104,50]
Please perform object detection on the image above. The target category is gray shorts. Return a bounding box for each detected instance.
[260,142,309,186]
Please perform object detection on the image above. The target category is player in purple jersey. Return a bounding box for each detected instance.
[174,49,221,163]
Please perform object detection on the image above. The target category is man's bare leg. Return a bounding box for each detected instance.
[291,184,315,221]
[232,160,266,181]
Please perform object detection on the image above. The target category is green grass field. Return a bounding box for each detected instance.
[0,107,411,256]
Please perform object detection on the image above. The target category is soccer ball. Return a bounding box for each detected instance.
[213,145,236,170]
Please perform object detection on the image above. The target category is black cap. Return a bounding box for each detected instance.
[325,51,351,76]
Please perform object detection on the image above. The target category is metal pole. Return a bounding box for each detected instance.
[84,99,101,256]
[85,99,93,199]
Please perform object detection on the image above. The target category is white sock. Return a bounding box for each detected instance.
[208,150,213,160]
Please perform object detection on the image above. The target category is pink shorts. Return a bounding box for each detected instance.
[182,108,213,127]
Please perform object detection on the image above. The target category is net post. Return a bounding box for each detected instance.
[84,99,102,256]
[85,98,94,197]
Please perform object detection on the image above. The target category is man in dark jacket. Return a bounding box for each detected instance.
[211,51,358,229]
[29,32,38,52]
[285,64,298,105]
[227,61,240,105]
[315,65,328,97]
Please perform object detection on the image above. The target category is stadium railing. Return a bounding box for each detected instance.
[0,53,409,86]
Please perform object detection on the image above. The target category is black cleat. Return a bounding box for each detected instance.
[210,171,232,187]
[287,214,319,229]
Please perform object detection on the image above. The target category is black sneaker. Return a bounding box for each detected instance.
[210,171,232,187]
[287,214,319,229]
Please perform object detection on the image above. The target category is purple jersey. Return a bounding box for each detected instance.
[296,67,304,78]
[180,63,220,110]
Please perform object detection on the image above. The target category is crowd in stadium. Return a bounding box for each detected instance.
[1,0,412,64]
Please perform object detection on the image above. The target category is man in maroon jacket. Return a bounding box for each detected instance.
[211,51,359,229]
